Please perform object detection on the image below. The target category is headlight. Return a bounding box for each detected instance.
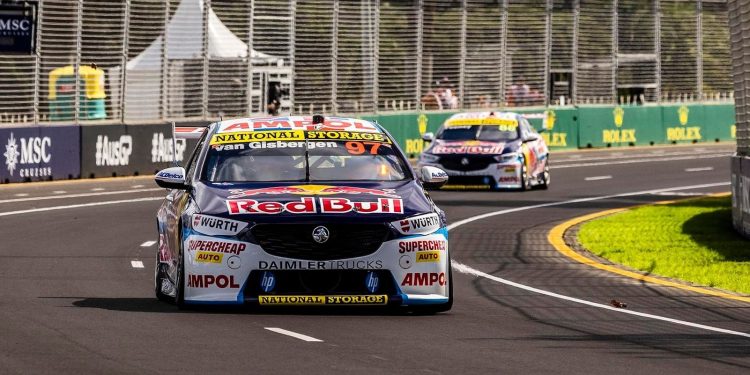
[420,153,440,163]
[494,152,520,163]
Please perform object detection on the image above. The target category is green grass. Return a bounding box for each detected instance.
[578,196,750,295]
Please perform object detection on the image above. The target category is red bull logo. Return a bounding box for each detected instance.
[227,185,399,199]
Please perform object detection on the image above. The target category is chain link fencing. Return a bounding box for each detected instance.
[0,0,734,125]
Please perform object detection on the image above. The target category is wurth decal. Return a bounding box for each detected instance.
[392,213,441,235]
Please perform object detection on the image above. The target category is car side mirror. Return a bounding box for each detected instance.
[524,135,539,142]
[420,166,448,189]
[421,132,434,142]
[155,167,189,190]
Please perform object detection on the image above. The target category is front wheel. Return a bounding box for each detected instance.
[538,159,550,189]
[519,157,531,191]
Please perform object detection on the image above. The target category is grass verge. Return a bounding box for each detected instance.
[577,195,750,295]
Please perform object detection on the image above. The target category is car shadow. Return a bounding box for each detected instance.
[65,297,445,316]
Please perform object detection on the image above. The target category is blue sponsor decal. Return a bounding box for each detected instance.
[365,271,379,293]
[260,271,276,293]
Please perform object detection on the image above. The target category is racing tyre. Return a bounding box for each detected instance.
[154,257,171,302]
[519,157,531,191]
[538,159,550,190]
[175,245,187,309]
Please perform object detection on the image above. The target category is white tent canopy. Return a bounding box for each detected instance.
[111,0,284,121]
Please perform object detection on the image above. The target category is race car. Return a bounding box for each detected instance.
[417,111,550,190]
[154,115,452,312]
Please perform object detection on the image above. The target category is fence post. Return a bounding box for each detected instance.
[246,0,255,116]
[120,0,131,123]
[572,0,579,105]
[32,0,43,125]
[74,0,82,124]
[459,0,467,109]
[499,0,509,107]
[655,0,661,102]
[544,0,552,107]
[161,0,170,120]
[289,0,296,114]
[331,0,339,114]
[696,0,703,100]
[372,0,380,114]
[612,0,618,104]
[201,0,210,119]
[416,0,424,111]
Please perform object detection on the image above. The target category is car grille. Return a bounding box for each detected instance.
[244,270,397,296]
[251,223,390,260]
[439,155,496,171]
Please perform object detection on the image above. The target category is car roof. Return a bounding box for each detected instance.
[213,116,384,134]
[444,111,521,127]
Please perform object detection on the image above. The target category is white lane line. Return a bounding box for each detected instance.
[0,197,163,217]
[0,188,161,204]
[685,167,714,172]
[140,241,156,247]
[448,181,750,338]
[13,193,29,197]
[130,260,144,269]
[265,327,323,342]
[651,191,707,197]
[132,185,145,188]
[52,190,66,194]
[452,262,750,338]
[553,154,729,169]
[584,175,612,181]
[91,188,105,191]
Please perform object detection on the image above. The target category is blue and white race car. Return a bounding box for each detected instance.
[154,115,452,312]
[418,111,550,190]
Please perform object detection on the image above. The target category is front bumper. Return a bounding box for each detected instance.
[181,229,450,306]
[418,161,524,189]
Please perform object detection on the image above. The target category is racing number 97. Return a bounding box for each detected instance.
[346,141,382,155]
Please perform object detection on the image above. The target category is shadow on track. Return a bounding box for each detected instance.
[65,297,448,316]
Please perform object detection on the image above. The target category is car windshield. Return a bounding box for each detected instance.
[202,130,410,182]
[438,125,519,142]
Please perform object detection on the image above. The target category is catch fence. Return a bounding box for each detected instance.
[0,0,734,125]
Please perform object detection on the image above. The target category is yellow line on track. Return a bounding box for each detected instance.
[547,192,750,304]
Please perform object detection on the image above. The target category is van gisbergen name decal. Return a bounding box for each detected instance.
[226,197,403,215]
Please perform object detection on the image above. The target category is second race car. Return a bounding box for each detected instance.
[417,111,550,190]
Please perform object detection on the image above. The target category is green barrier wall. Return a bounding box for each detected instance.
[360,103,735,154]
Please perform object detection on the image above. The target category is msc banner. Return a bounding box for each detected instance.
[0,125,80,183]
[0,3,38,54]
[81,123,195,178]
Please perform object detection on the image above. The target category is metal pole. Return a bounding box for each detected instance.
[696,0,703,100]
[120,0,131,122]
[74,0,82,124]
[331,0,339,114]
[246,0,254,115]
[289,0,296,113]
[416,0,424,110]
[32,0,43,124]
[544,0,552,107]
[458,0,467,109]
[500,0,508,106]
[373,0,380,114]
[202,0,210,119]
[161,0,170,120]
[655,0,661,102]
[612,0,618,104]
[572,0,579,105]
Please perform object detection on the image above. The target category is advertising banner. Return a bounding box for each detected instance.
[0,3,37,54]
[0,125,80,183]
[81,123,193,178]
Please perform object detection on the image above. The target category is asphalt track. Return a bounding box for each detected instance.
[1,143,747,374]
